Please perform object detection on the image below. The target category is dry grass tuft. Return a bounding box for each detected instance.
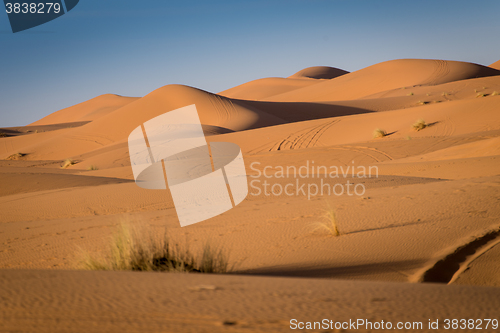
[407,92,414,96]
[373,128,387,138]
[412,119,427,131]
[492,91,499,96]
[476,93,486,98]
[78,224,230,273]
[417,101,428,105]
[6,152,25,160]
[61,158,76,169]
[313,209,341,237]
[87,165,98,171]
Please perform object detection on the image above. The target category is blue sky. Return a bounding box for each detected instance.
[1,0,499,127]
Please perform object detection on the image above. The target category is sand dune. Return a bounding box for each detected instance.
[209,96,500,156]
[287,66,349,79]
[0,85,287,160]
[489,59,500,70]
[31,94,140,125]
[218,77,320,100]
[219,66,348,101]
[2,57,500,332]
[264,59,500,102]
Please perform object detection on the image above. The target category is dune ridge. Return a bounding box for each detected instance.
[287,66,349,79]
[263,59,500,102]
[31,94,140,126]
[489,59,500,70]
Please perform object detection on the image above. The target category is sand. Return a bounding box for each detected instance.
[1,58,500,332]
[489,59,500,70]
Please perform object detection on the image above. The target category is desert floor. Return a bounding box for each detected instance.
[1,59,500,332]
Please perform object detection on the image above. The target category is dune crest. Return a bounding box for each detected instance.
[288,66,349,79]
[489,59,500,70]
[264,59,500,102]
[218,77,320,100]
[31,94,140,126]
[0,85,288,160]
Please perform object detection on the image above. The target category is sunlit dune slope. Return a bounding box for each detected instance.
[219,66,348,101]
[264,59,500,102]
[218,77,320,100]
[489,59,500,70]
[0,85,287,160]
[30,94,140,125]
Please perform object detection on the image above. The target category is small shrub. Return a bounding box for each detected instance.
[412,119,427,131]
[78,224,230,273]
[61,158,76,169]
[313,210,341,237]
[0,132,7,138]
[373,128,387,138]
[87,165,98,171]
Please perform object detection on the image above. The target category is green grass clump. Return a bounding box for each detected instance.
[61,158,76,169]
[78,224,230,273]
[412,119,427,131]
[314,210,341,237]
[373,128,387,138]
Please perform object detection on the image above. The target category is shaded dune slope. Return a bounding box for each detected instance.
[287,66,349,79]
